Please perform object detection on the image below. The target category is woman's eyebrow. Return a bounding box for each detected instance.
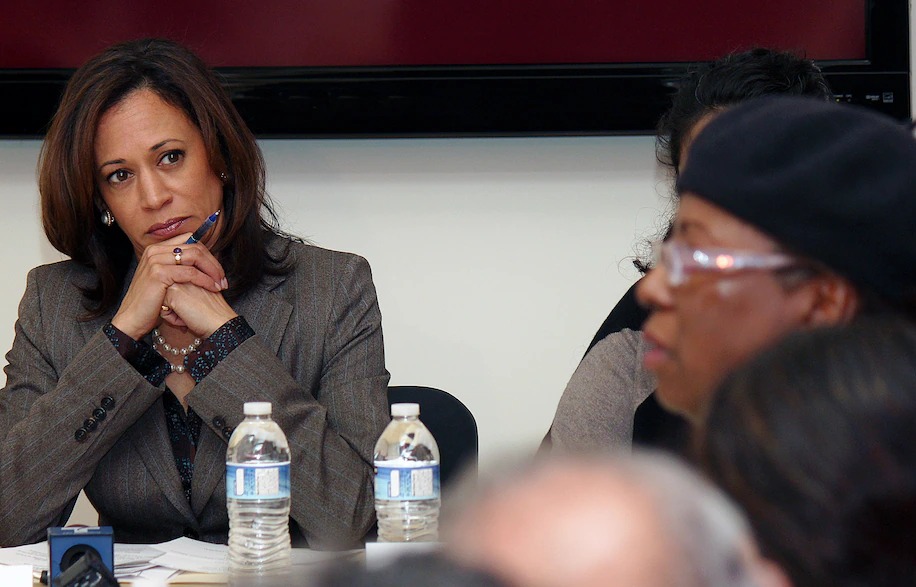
[97,139,183,171]
[97,158,124,171]
[149,138,180,151]
[673,219,709,236]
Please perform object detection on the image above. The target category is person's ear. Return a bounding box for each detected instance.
[800,273,860,327]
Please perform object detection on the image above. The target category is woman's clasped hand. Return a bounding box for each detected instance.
[112,236,234,339]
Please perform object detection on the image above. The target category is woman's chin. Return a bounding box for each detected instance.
[654,378,704,424]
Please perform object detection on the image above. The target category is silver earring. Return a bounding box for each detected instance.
[101,209,115,227]
[219,172,228,181]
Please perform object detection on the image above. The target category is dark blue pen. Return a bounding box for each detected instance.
[186,210,221,244]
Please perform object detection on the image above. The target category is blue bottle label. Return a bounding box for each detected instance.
[226,462,291,500]
[374,464,440,500]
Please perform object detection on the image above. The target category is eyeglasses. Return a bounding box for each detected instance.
[651,240,799,287]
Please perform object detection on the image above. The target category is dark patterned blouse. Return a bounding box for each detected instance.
[104,317,254,502]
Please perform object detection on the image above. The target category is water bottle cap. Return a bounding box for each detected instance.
[243,402,272,416]
[390,403,420,417]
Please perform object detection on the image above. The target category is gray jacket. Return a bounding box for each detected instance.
[0,239,389,548]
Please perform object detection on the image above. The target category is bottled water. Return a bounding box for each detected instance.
[226,402,291,586]
[374,403,441,542]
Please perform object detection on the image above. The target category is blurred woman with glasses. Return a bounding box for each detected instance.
[637,96,916,423]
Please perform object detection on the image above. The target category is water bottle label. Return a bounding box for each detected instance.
[226,462,291,500]
[374,464,440,500]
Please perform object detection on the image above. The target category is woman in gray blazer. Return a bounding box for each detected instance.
[0,38,390,549]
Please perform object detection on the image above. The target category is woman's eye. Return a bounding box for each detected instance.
[159,150,184,165]
[107,169,131,184]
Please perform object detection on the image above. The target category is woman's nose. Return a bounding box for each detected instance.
[137,171,172,209]
[636,265,675,311]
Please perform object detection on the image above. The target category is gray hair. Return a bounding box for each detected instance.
[622,450,760,587]
[445,451,761,587]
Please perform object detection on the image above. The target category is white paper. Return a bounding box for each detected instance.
[149,536,229,557]
[0,565,32,587]
[119,566,180,583]
[149,550,228,574]
[0,542,49,571]
[115,543,161,566]
[115,562,161,578]
[148,537,229,573]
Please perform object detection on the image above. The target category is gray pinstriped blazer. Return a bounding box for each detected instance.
[0,239,390,548]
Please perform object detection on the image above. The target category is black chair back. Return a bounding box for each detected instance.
[387,385,478,489]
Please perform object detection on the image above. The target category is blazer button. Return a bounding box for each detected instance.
[74,428,88,442]
[101,396,116,410]
[93,407,107,421]
[83,418,98,432]
[222,426,234,441]
[213,416,226,429]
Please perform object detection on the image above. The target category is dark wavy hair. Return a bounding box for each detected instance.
[697,319,916,587]
[633,48,832,272]
[657,47,832,173]
[39,38,294,319]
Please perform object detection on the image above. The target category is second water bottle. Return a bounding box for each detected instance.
[373,402,441,542]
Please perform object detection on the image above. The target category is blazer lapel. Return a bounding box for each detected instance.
[190,426,227,516]
[127,397,198,525]
[191,281,293,513]
[234,277,295,355]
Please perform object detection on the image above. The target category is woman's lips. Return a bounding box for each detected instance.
[147,217,188,238]
[642,332,671,371]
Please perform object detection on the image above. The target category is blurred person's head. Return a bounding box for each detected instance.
[634,48,831,273]
[698,319,916,587]
[637,97,916,421]
[446,453,787,587]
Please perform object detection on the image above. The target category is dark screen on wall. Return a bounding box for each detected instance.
[2,0,865,69]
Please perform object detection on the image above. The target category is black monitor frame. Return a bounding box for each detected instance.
[0,0,909,138]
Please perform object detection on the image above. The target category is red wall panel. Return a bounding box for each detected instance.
[1,0,865,69]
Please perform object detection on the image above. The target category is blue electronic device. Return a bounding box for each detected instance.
[47,526,114,583]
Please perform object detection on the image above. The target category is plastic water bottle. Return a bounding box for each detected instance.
[374,403,441,542]
[226,402,291,586]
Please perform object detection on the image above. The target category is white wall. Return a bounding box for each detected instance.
[263,137,667,462]
[0,137,668,470]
